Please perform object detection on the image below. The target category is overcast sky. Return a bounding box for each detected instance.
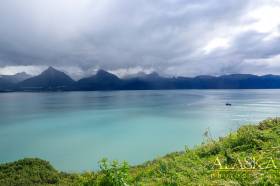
[0,0,280,78]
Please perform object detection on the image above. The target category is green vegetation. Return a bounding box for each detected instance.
[0,158,79,186]
[1,118,280,185]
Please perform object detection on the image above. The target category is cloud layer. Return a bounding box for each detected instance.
[0,0,280,77]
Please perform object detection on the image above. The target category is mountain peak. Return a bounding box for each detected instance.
[77,69,121,90]
[147,72,160,78]
[19,66,75,90]
[95,69,120,80]
[41,67,67,77]
[96,69,110,76]
[45,66,58,73]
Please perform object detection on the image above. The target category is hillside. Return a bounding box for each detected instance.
[1,118,280,185]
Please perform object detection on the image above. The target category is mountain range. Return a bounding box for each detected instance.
[1,66,280,91]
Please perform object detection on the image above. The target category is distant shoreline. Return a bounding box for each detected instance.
[3,88,280,93]
[2,67,280,91]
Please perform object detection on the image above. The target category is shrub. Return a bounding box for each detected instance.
[258,118,280,130]
[157,160,179,186]
[99,158,130,186]
[0,158,60,186]
[197,142,221,158]
[80,172,97,186]
[229,125,265,151]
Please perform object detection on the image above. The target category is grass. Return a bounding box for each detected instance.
[1,118,280,185]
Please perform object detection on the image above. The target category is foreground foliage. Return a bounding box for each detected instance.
[1,118,280,185]
[0,158,79,186]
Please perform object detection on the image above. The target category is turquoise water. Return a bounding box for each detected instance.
[0,90,280,171]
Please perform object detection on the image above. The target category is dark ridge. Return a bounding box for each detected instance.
[76,69,122,90]
[0,78,16,91]
[18,67,75,91]
[2,67,280,92]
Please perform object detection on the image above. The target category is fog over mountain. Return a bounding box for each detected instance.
[0,0,280,78]
[0,72,31,83]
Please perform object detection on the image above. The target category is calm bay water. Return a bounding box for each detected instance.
[0,90,280,171]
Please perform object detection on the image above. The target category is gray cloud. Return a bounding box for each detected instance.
[0,0,280,77]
